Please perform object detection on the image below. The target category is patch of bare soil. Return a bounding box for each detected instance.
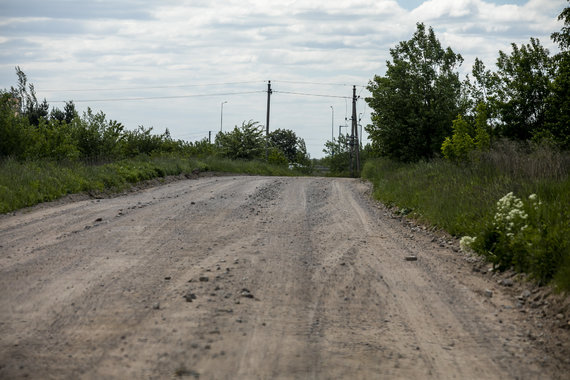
[0,176,568,379]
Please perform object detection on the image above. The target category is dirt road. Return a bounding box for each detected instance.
[0,176,568,379]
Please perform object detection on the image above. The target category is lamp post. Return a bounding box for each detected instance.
[220,101,227,132]
[330,105,334,142]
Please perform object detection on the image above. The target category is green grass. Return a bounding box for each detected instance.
[0,154,304,214]
[362,153,570,291]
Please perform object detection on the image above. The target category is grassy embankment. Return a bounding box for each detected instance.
[0,154,302,214]
[362,142,570,291]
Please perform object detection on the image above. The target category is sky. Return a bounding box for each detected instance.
[0,0,565,158]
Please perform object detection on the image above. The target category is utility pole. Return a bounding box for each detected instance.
[209,131,212,143]
[265,80,272,160]
[351,85,360,176]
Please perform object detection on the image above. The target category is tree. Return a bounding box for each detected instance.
[463,58,500,127]
[366,23,464,162]
[545,1,570,149]
[0,91,32,158]
[494,38,554,141]
[322,134,352,174]
[51,101,77,124]
[215,120,265,160]
[72,108,125,160]
[268,129,298,163]
[268,128,311,169]
[10,67,49,126]
[551,1,570,51]
[441,103,491,162]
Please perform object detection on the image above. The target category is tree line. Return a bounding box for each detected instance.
[363,3,569,163]
[0,69,312,172]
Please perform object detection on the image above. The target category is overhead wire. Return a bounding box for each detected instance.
[272,80,366,88]
[43,80,265,93]
[49,90,265,103]
[272,90,351,99]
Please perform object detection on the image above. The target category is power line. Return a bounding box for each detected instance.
[49,90,265,103]
[273,80,366,88]
[43,80,265,93]
[273,90,351,99]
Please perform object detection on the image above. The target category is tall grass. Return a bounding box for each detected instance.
[0,154,303,214]
[362,142,570,291]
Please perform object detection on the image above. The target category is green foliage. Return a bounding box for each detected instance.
[441,104,491,161]
[551,1,570,51]
[474,103,491,151]
[441,115,475,161]
[267,147,288,166]
[546,2,570,150]
[362,143,570,290]
[495,38,554,141]
[10,66,49,126]
[467,192,568,286]
[0,91,32,158]
[365,23,464,162]
[322,134,352,175]
[0,155,304,214]
[0,69,210,162]
[267,128,312,172]
[216,120,265,160]
[268,129,298,163]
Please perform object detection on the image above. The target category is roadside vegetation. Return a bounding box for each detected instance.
[0,70,312,213]
[358,3,570,291]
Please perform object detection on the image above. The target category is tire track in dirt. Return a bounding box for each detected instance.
[0,176,567,379]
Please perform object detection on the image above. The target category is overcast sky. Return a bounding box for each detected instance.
[0,0,565,158]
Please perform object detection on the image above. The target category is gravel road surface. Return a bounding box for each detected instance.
[0,176,568,379]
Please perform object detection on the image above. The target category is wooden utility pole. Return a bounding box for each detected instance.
[265,80,272,160]
[351,85,360,176]
[350,86,360,177]
[352,86,360,175]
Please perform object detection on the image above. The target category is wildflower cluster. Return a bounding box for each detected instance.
[459,235,476,252]
[465,191,552,276]
[493,192,528,239]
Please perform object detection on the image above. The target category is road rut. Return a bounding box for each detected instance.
[0,176,567,379]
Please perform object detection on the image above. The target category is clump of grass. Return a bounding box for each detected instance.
[362,143,570,291]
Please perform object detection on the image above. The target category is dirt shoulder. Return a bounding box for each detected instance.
[0,176,568,379]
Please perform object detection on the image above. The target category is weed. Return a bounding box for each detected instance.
[362,143,570,291]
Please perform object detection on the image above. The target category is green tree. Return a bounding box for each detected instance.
[0,91,32,158]
[50,101,77,124]
[268,129,299,163]
[72,108,125,160]
[441,115,474,161]
[463,58,500,128]
[441,103,490,161]
[10,67,49,126]
[545,1,570,149]
[495,38,554,141]
[322,134,352,174]
[366,23,464,162]
[215,120,265,160]
[268,128,311,169]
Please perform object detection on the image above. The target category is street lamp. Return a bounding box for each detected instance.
[220,101,228,132]
[330,105,334,142]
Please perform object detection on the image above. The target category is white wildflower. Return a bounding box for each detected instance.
[460,236,477,252]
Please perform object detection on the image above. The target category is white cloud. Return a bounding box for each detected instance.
[0,0,564,157]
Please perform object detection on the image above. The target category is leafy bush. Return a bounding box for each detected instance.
[216,120,265,160]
